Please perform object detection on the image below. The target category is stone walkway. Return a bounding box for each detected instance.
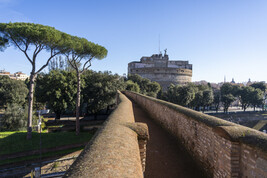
[132,102,205,178]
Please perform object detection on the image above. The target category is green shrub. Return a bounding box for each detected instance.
[126,80,140,93]
[41,118,46,130]
[0,104,27,131]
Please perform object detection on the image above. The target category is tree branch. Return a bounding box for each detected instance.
[35,50,60,74]
[9,35,25,52]
[8,35,33,64]
[67,57,77,70]
[81,57,93,73]
[33,44,44,59]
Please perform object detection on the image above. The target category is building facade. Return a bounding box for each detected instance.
[128,52,192,89]
[0,70,29,81]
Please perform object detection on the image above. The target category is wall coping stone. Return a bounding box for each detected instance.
[214,126,267,152]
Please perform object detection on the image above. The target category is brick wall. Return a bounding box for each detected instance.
[64,91,149,178]
[125,91,267,178]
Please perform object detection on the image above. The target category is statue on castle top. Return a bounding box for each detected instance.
[164,48,167,55]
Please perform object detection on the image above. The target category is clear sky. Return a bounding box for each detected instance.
[0,0,267,83]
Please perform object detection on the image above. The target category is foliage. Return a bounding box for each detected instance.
[62,36,108,134]
[127,74,160,97]
[213,89,220,112]
[0,104,27,131]
[202,89,214,111]
[146,81,161,97]
[125,80,140,93]
[161,83,213,112]
[220,83,236,112]
[221,94,235,113]
[250,82,267,92]
[165,84,195,107]
[220,83,234,95]
[238,86,254,111]
[0,23,71,56]
[250,82,267,110]
[35,70,77,119]
[250,88,264,111]
[191,90,203,110]
[82,71,124,115]
[0,75,28,108]
[0,36,8,51]
[0,22,78,139]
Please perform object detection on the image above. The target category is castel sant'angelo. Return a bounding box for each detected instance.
[128,50,192,90]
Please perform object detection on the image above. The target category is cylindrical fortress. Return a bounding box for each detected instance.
[128,53,192,90]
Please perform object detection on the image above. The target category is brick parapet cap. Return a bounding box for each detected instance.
[214,125,267,152]
[124,122,149,140]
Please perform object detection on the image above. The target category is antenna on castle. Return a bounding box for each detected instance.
[158,34,161,54]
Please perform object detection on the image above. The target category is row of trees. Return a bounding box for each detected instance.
[126,74,161,97]
[217,82,265,112]
[0,66,163,132]
[0,69,125,131]
[34,72,160,119]
[159,82,266,113]
[0,22,107,138]
[35,69,125,120]
[160,83,213,112]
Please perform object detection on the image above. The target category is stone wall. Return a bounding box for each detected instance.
[124,91,267,178]
[64,91,149,178]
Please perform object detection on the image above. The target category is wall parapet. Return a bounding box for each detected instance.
[64,91,148,178]
[124,91,267,178]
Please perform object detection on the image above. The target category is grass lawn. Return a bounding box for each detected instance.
[0,146,84,166]
[0,131,93,156]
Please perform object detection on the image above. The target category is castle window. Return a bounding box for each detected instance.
[136,70,139,72]
[181,70,184,72]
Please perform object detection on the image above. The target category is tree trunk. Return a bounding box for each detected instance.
[106,105,109,114]
[94,113,98,120]
[215,104,219,113]
[55,112,61,120]
[76,72,81,135]
[27,74,35,140]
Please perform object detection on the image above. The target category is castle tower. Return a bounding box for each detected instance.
[128,52,192,90]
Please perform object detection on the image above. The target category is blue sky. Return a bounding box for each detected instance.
[0,0,267,83]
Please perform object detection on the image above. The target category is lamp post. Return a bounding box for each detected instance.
[36,111,42,177]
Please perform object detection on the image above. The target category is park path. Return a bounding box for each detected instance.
[131,101,205,178]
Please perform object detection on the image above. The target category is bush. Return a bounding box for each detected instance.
[41,118,47,130]
[0,104,27,131]
[125,80,140,93]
